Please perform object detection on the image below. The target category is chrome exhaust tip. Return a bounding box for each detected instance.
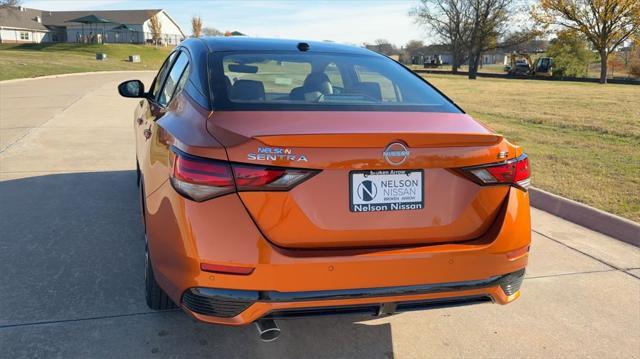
[255,319,280,342]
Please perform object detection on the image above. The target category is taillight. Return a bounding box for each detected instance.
[170,149,318,202]
[171,153,235,201]
[458,154,530,190]
[233,164,315,191]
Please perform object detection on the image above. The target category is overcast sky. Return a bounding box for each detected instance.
[22,0,431,46]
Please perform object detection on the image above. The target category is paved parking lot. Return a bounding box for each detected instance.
[1,72,639,358]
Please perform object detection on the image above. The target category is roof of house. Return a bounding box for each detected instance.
[0,7,185,36]
[0,6,49,31]
[40,9,162,27]
[422,44,451,55]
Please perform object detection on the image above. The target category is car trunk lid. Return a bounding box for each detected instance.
[207,111,513,249]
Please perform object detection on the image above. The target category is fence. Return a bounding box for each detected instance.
[71,31,184,46]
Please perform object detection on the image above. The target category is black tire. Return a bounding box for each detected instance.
[139,179,147,233]
[136,161,141,187]
[145,242,178,310]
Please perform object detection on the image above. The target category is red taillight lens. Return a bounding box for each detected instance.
[171,153,235,202]
[233,164,316,191]
[174,154,233,187]
[233,165,286,188]
[460,154,530,189]
[170,149,318,201]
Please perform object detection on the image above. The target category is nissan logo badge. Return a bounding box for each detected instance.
[383,142,410,166]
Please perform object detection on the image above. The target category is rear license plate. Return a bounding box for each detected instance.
[349,169,424,212]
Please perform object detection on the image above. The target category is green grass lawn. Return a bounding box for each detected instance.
[424,74,640,221]
[0,43,172,80]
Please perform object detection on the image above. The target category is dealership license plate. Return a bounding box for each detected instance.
[349,170,424,212]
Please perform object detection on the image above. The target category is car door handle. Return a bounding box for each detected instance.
[136,118,143,125]
[143,129,152,139]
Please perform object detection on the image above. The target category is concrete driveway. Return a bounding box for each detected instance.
[1,72,639,358]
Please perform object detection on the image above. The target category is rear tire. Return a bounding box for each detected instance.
[139,178,147,234]
[145,241,178,310]
[136,161,141,187]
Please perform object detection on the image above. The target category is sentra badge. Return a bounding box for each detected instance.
[247,147,308,162]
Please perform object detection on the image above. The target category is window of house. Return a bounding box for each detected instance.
[19,32,30,40]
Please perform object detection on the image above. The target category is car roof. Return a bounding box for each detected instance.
[185,37,377,56]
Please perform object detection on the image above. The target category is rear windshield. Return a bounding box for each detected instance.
[209,51,461,112]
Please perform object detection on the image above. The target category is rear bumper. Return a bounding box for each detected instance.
[145,181,531,326]
[182,269,525,324]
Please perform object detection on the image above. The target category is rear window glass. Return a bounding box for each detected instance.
[211,52,460,112]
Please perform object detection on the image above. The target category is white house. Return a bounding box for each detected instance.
[0,6,51,43]
[0,6,185,45]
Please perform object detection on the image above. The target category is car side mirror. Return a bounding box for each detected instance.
[118,80,146,98]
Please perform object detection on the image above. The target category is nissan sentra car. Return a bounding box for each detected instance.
[118,37,531,342]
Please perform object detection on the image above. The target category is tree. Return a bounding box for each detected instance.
[465,0,515,79]
[403,40,426,63]
[629,38,640,78]
[0,0,21,8]
[375,39,401,56]
[546,29,595,76]
[202,27,223,36]
[191,16,202,38]
[412,0,535,77]
[411,0,471,73]
[533,0,640,83]
[404,40,425,55]
[148,15,162,46]
[365,39,400,56]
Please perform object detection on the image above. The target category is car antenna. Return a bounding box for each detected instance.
[297,42,310,52]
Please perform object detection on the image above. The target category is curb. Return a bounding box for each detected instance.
[0,70,156,84]
[529,187,640,247]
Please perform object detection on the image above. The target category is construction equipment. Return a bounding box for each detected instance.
[423,55,443,68]
[505,53,553,77]
[531,56,553,77]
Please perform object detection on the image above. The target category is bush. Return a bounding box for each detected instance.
[546,30,594,78]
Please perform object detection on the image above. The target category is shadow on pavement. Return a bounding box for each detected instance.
[0,171,394,358]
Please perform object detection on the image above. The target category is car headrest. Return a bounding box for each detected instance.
[229,80,265,101]
[352,82,382,101]
[303,72,330,86]
[303,72,333,95]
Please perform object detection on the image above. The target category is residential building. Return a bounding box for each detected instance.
[0,6,185,45]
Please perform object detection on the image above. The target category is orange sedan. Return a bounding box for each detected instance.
[118,37,530,341]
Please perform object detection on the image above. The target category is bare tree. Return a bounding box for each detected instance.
[533,0,640,83]
[149,14,162,46]
[375,39,400,55]
[464,0,543,79]
[403,39,426,63]
[191,16,202,38]
[465,0,512,79]
[0,0,21,8]
[365,39,400,56]
[411,0,472,73]
[202,27,223,36]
